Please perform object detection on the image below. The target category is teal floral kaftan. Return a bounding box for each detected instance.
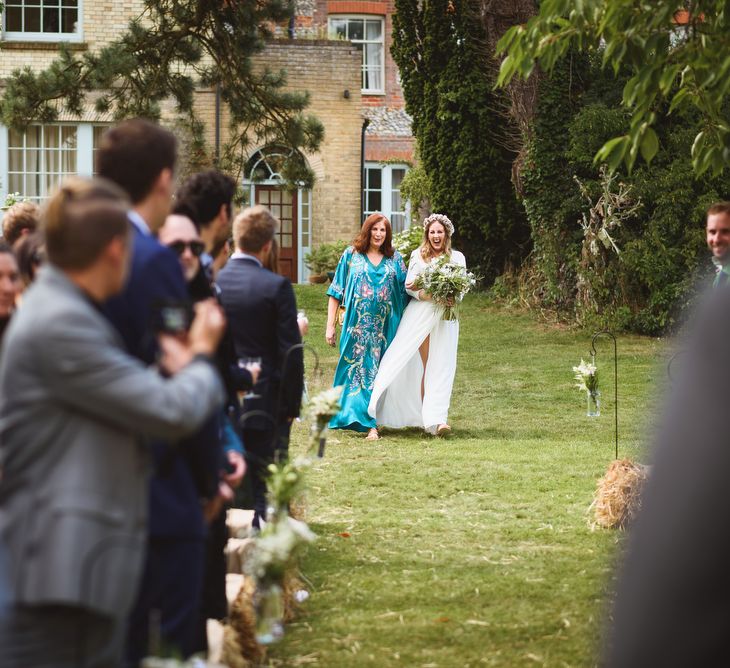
[327,246,409,431]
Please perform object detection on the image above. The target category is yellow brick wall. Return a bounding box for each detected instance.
[0,1,146,77]
[1,11,363,252]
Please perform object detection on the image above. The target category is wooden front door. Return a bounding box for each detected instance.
[255,186,298,282]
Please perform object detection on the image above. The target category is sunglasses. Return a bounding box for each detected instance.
[168,240,205,257]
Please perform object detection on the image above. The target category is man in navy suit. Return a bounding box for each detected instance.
[217,205,304,529]
[96,119,220,664]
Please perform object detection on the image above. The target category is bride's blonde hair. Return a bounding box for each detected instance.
[419,213,453,261]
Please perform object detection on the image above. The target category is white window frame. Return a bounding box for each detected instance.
[328,15,385,95]
[2,0,83,42]
[0,122,102,211]
[363,162,411,233]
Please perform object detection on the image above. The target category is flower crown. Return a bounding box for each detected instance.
[423,213,454,235]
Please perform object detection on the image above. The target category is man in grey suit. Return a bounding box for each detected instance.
[0,178,227,668]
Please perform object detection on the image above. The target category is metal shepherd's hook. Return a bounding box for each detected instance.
[591,330,618,460]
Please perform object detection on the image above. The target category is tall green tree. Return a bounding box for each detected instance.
[496,0,730,176]
[392,0,527,280]
[0,0,323,182]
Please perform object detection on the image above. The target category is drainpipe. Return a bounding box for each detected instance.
[214,84,221,166]
[360,118,370,224]
[288,16,295,38]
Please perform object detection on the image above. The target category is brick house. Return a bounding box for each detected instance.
[0,0,414,283]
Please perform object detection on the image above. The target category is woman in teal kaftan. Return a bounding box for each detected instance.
[325,214,408,438]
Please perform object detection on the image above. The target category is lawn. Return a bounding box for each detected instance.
[269,285,666,667]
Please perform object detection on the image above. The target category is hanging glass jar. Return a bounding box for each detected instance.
[254,580,285,645]
[587,390,601,417]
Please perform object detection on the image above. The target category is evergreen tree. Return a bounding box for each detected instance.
[0,0,323,183]
[392,0,527,280]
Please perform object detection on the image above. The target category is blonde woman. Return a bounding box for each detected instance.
[368,214,465,435]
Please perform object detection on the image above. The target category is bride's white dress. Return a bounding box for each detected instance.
[367,249,465,434]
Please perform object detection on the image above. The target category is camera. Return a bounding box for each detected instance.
[152,301,194,334]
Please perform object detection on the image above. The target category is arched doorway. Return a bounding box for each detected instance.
[244,146,312,283]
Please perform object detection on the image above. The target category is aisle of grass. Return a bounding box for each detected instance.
[270,286,665,667]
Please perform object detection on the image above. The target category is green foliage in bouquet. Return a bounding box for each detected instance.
[411,255,477,321]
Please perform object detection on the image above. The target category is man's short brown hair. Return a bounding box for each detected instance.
[44,178,130,270]
[233,205,278,253]
[2,201,40,247]
[96,119,177,204]
[707,202,730,219]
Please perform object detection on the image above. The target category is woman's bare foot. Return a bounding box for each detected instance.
[436,424,451,436]
[365,428,380,441]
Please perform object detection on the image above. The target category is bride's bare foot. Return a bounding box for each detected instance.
[436,424,451,436]
[365,428,380,441]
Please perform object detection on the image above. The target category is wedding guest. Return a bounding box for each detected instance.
[2,200,39,247]
[174,169,236,273]
[0,242,21,345]
[0,178,226,668]
[369,214,465,436]
[13,232,44,289]
[603,277,730,665]
[217,205,304,530]
[159,210,251,652]
[96,119,218,664]
[706,201,730,287]
[325,213,408,440]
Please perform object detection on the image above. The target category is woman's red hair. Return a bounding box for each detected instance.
[353,213,394,257]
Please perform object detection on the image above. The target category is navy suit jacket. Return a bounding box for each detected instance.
[217,257,304,429]
[104,223,217,538]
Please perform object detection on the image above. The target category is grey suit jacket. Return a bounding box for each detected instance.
[0,266,224,618]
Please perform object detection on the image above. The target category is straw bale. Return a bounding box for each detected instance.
[590,458,648,530]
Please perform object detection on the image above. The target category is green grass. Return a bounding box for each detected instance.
[269,285,666,667]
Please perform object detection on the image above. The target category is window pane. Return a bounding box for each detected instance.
[8,150,24,172]
[270,190,281,205]
[391,213,406,233]
[6,7,22,31]
[366,20,382,40]
[367,191,381,211]
[392,168,405,188]
[329,18,346,38]
[61,126,76,148]
[61,7,77,32]
[281,233,293,248]
[282,219,292,234]
[43,7,61,32]
[25,7,41,32]
[391,189,403,213]
[8,175,23,194]
[367,167,381,189]
[46,148,60,174]
[281,204,292,220]
[348,19,364,40]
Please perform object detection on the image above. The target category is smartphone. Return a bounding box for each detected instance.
[152,301,194,334]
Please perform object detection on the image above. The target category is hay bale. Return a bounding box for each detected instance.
[282,570,305,623]
[591,458,649,530]
[219,623,252,668]
[229,576,266,665]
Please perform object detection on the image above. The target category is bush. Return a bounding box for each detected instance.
[393,224,423,259]
[304,240,349,275]
[517,57,730,335]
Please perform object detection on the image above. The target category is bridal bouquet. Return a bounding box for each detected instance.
[412,255,477,320]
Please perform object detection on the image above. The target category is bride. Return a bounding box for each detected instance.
[368,213,465,435]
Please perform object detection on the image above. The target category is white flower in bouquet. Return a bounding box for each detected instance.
[573,358,598,395]
[412,255,477,320]
[245,516,316,584]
